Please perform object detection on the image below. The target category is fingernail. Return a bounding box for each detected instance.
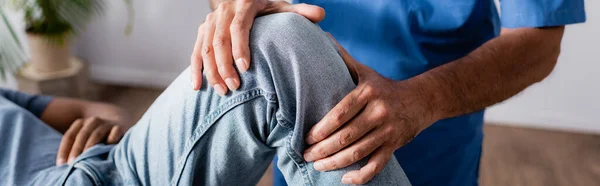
[224,78,239,90]
[304,152,315,162]
[67,157,74,164]
[236,58,248,73]
[306,135,317,145]
[314,161,325,171]
[342,176,353,184]
[193,82,199,90]
[213,84,227,96]
[56,158,65,166]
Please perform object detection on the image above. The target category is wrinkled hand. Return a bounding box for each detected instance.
[303,36,438,184]
[56,117,130,166]
[190,0,325,95]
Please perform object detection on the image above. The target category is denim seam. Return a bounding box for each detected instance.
[171,88,267,185]
[73,162,102,186]
[276,112,294,129]
[285,131,313,186]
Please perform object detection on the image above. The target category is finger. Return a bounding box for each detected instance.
[306,88,368,145]
[202,13,227,96]
[287,3,326,23]
[190,23,206,90]
[311,126,388,171]
[261,2,325,23]
[56,119,83,166]
[106,125,124,144]
[213,4,241,91]
[84,124,112,150]
[230,2,255,74]
[327,33,360,81]
[304,104,380,162]
[68,118,100,164]
[341,146,393,185]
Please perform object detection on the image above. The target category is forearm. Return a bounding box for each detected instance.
[41,98,132,133]
[410,27,564,121]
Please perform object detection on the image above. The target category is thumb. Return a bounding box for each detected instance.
[327,33,360,82]
[261,2,326,23]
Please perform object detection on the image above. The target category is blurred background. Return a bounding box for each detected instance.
[1,0,598,186]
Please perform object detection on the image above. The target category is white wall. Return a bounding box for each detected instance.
[485,0,600,134]
[76,0,211,87]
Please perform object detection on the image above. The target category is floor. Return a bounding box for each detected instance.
[89,84,600,186]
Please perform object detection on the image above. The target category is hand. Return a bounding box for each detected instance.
[56,117,130,166]
[190,0,325,95]
[303,36,438,184]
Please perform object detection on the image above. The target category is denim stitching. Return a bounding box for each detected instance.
[285,131,313,186]
[276,112,294,129]
[171,88,267,185]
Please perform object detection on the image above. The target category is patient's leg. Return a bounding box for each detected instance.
[110,13,411,186]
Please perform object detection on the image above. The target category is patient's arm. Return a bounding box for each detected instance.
[41,98,132,133]
[40,97,134,165]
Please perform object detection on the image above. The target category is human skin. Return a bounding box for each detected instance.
[41,97,133,166]
[194,0,564,184]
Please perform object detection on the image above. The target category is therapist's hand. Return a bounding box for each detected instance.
[191,0,325,95]
[303,36,439,184]
[56,117,129,166]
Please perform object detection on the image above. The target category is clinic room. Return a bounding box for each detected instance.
[0,0,597,185]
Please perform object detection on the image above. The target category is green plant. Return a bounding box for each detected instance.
[0,8,25,79]
[0,0,134,80]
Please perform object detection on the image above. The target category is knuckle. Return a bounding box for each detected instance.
[383,125,395,135]
[372,163,383,174]
[216,61,230,70]
[205,13,214,22]
[202,45,213,56]
[216,1,233,12]
[113,125,122,132]
[329,160,339,169]
[216,3,225,11]
[374,105,389,118]
[331,112,345,125]
[212,36,227,47]
[205,69,219,80]
[314,148,328,158]
[88,116,100,123]
[363,84,375,95]
[229,22,244,35]
[313,130,327,141]
[337,132,353,146]
[351,149,364,162]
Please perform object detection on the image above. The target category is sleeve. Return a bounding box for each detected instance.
[0,88,53,117]
[500,0,586,28]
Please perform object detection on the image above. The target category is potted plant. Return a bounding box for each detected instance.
[0,8,26,79]
[0,0,133,78]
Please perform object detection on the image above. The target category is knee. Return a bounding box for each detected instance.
[250,13,331,49]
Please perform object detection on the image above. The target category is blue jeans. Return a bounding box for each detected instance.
[5,13,411,186]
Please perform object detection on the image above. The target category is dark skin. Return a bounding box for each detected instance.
[40,98,133,166]
[196,1,564,184]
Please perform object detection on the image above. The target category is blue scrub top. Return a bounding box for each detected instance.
[273,0,586,186]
